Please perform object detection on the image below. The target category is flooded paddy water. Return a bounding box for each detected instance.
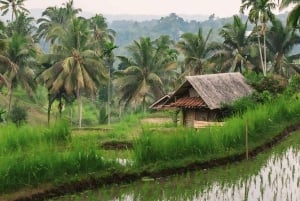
[50,138,300,201]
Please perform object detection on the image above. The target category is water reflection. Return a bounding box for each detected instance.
[53,147,300,201]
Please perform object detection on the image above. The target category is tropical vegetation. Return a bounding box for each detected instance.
[1,0,300,199]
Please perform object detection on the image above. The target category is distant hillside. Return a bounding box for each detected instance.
[109,13,234,57]
[26,8,289,62]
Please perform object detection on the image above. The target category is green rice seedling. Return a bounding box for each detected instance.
[106,113,145,140]
[0,134,119,193]
[0,124,44,155]
[43,120,71,143]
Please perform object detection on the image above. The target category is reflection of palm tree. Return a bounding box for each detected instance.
[240,0,276,76]
[213,15,253,73]
[266,18,300,76]
[114,36,177,111]
[176,28,213,75]
[40,18,107,127]
[0,0,29,21]
[280,0,300,27]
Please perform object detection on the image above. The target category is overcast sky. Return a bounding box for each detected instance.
[24,0,249,17]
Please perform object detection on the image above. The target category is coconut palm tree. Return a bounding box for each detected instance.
[280,0,300,27]
[0,12,37,113]
[240,0,276,76]
[89,14,115,49]
[176,28,213,75]
[212,15,254,73]
[266,18,300,75]
[0,0,29,21]
[114,36,177,112]
[3,32,37,112]
[36,0,81,43]
[39,17,107,127]
[6,12,36,38]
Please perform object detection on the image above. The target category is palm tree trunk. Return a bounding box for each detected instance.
[107,67,111,125]
[274,53,283,75]
[263,32,267,76]
[77,86,82,128]
[8,85,13,115]
[47,97,52,127]
[257,34,265,76]
[58,97,62,119]
[143,96,146,114]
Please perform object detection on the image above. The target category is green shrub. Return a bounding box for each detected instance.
[252,74,287,94]
[9,105,27,126]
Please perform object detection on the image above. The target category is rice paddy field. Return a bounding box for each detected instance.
[49,131,300,201]
[1,96,300,200]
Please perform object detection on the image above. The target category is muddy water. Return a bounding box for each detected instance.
[52,147,300,201]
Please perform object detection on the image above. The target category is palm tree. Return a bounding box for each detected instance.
[39,17,107,127]
[114,36,177,112]
[89,14,115,47]
[6,12,36,37]
[88,14,116,125]
[176,28,213,75]
[280,0,300,27]
[0,0,29,21]
[213,15,254,73]
[240,0,276,76]
[3,32,37,112]
[0,13,37,112]
[266,18,300,75]
[36,0,81,43]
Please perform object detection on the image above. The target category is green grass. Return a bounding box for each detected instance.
[0,121,122,193]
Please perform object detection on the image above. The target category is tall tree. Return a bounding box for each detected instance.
[0,13,37,113]
[176,28,213,75]
[4,33,37,111]
[114,36,177,111]
[0,0,29,21]
[213,15,254,73]
[6,12,36,37]
[36,0,81,43]
[280,0,300,27]
[89,14,116,125]
[39,17,107,127]
[266,18,300,75]
[240,0,276,76]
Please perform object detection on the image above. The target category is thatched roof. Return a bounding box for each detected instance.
[169,72,254,110]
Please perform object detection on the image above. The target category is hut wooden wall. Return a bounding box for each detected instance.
[182,109,195,127]
[183,108,219,127]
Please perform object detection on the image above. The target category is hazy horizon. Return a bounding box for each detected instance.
[24,0,243,18]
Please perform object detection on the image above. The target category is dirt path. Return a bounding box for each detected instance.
[3,123,300,201]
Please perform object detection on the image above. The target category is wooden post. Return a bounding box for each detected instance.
[245,118,249,160]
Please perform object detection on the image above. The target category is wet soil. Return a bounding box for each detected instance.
[5,123,300,201]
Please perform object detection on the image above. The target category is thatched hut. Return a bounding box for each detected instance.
[166,72,254,127]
